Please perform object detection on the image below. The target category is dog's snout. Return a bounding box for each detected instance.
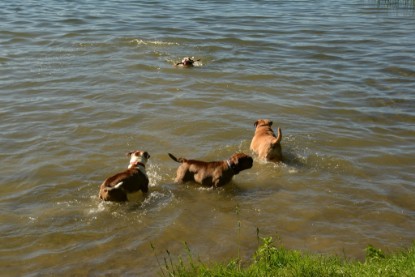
[246,157,253,167]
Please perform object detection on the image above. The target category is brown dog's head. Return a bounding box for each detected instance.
[254,119,273,128]
[228,153,253,174]
[182,57,195,66]
[127,150,150,168]
[175,57,195,67]
[254,118,282,144]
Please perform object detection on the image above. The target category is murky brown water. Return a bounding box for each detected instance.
[1,0,415,276]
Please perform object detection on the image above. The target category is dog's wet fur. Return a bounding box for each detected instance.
[250,119,283,162]
[99,150,150,202]
[175,57,200,67]
[168,152,253,187]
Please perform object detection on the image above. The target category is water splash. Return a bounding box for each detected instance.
[147,162,163,187]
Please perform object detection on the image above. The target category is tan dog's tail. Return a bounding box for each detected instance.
[168,153,186,163]
[272,128,282,144]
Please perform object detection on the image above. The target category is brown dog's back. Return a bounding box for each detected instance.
[168,152,253,187]
[99,168,148,202]
[168,153,186,163]
[168,153,220,168]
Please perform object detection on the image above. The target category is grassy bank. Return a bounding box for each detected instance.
[158,237,415,276]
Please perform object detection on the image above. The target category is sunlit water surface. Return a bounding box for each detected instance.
[1,0,415,276]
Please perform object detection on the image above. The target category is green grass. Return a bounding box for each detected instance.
[157,237,415,277]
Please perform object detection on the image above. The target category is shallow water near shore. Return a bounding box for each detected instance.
[1,0,415,276]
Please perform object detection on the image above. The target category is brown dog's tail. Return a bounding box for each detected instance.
[168,153,186,163]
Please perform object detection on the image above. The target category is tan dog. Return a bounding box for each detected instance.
[168,152,253,187]
[250,119,283,162]
[99,150,150,202]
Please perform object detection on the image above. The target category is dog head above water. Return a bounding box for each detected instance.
[228,152,253,174]
[175,57,198,67]
[127,150,150,169]
[254,119,273,128]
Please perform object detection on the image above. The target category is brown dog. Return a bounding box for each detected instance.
[250,119,283,162]
[168,152,253,187]
[99,150,150,202]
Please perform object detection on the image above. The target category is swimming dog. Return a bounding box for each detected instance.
[168,152,253,187]
[250,119,283,162]
[175,57,200,67]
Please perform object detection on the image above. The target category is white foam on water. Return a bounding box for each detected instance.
[130,39,179,46]
[87,200,106,214]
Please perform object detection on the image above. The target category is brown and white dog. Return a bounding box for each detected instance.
[168,152,253,187]
[175,57,199,67]
[99,150,150,202]
[250,119,283,162]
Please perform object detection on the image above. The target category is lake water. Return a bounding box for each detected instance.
[1,0,415,276]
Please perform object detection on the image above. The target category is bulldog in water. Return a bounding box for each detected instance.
[99,150,150,202]
[250,119,283,162]
[168,152,253,187]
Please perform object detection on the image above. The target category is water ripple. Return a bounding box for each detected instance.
[1,0,415,275]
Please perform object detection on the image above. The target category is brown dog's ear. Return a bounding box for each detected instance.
[254,120,259,127]
[231,153,246,165]
[231,155,239,165]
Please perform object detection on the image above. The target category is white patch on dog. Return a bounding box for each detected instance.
[114,182,123,189]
